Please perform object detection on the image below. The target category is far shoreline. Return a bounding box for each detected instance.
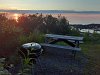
[1,11,100,24]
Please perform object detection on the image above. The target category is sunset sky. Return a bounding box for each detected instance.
[0,0,100,10]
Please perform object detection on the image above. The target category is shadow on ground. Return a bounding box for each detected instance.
[34,47,88,75]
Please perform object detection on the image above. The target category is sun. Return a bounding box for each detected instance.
[13,14,19,22]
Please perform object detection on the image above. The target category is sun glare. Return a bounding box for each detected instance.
[13,14,19,22]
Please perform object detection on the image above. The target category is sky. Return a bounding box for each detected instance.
[0,0,100,11]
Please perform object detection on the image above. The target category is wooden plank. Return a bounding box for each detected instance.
[48,39,76,47]
[45,34,83,41]
[68,40,83,44]
[41,43,81,51]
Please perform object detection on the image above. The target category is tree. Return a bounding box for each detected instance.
[44,15,59,33]
[57,16,70,34]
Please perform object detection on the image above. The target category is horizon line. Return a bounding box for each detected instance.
[0,10,100,14]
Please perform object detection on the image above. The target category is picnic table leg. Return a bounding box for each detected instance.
[75,41,79,48]
[45,37,49,43]
[72,41,79,59]
[72,51,76,59]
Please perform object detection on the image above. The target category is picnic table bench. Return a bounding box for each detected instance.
[41,34,83,58]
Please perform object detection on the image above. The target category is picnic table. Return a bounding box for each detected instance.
[45,34,83,47]
[41,34,83,58]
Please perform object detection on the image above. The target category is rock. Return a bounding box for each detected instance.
[0,58,11,75]
[0,58,5,63]
[0,67,4,71]
[0,70,11,75]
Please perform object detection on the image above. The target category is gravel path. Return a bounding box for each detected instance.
[34,47,88,75]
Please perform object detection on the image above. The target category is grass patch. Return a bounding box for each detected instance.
[81,42,100,75]
[55,41,70,46]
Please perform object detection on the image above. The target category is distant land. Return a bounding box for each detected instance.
[0,10,100,14]
[0,10,100,24]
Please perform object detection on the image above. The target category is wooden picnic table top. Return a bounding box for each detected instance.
[45,34,83,41]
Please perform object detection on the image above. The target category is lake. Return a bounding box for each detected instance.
[80,29,100,34]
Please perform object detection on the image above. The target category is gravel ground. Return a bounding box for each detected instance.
[34,47,88,75]
[4,47,88,75]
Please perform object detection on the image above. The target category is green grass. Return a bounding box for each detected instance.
[81,42,100,75]
[55,41,70,46]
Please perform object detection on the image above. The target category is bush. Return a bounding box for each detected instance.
[18,31,45,46]
[83,32,100,44]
